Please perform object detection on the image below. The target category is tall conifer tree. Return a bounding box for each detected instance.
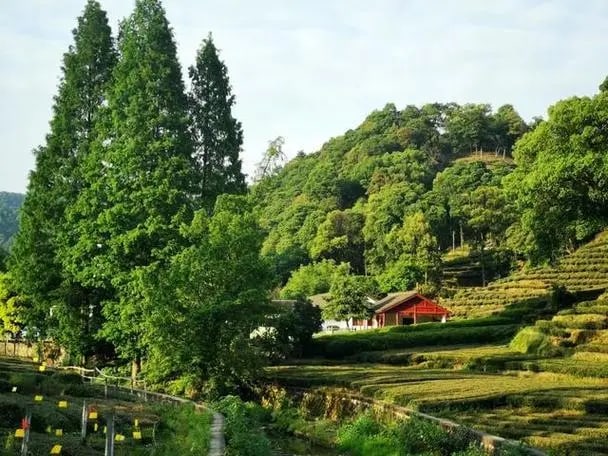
[63,0,196,373]
[11,0,116,357]
[189,34,246,210]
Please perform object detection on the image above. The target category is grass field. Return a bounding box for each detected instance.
[0,358,213,456]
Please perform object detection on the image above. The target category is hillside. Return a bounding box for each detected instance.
[253,102,525,291]
[0,192,24,249]
[445,230,608,318]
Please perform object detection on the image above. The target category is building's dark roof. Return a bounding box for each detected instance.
[373,291,419,314]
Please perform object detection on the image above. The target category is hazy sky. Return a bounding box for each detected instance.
[1,0,608,193]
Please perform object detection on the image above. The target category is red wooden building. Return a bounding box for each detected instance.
[373,292,450,327]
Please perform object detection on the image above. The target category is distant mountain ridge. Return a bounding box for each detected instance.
[0,191,24,249]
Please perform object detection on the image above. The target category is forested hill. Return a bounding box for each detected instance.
[0,192,24,249]
[251,102,528,292]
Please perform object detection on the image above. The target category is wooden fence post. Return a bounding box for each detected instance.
[104,413,114,456]
[20,409,31,456]
[81,400,88,443]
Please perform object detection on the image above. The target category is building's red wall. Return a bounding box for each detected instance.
[383,296,448,317]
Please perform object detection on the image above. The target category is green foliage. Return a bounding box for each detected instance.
[509,327,555,355]
[336,413,486,456]
[9,0,116,358]
[337,413,401,456]
[379,211,441,291]
[61,0,196,365]
[324,272,379,324]
[270,299,323,358]
[0,192,24,250]
[189,33,246,210]
[314,319,517,358]
[216,396,272,456]
[255,136,287,181]
[280,259,350,299]
[310,209,365,273]
[0,273,24,335]
[505,91,608,263]
[254,101,526,290]
[140,196,271,394]
[153,404,213,455]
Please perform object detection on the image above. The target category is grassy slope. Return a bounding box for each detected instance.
[0,358,212,456]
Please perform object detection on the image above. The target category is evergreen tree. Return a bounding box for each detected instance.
[10,0,116,356]
[188,34,246,210]
[63,0,196,374]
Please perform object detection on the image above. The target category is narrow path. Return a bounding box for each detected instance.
[208,412,225,456]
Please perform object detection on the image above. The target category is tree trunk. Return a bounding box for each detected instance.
[480,240,486,287]
[459,222,464,248]
[452,230,456,251]
[131,358,140,382]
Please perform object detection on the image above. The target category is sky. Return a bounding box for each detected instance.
[1,0,608,194]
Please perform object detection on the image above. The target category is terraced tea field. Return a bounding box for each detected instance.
[445,231,608,318]
[268,362,608,455]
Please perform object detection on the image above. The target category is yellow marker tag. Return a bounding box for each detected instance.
[115,434,125,442]
[15,429,25,438]
[33,356,39,363]
[34,395,43,402]
[39,365,46,372]
[46,425,52,434]
[55,429,63,437]
[133,431,142,440]
[134,419,139,427]
[58,401,68,409]
[50,444,62,454]
[88,411,98,420]
[103,426,107,434]
[11,386,17,393]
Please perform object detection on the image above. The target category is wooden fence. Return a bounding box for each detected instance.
[0,339,64,364]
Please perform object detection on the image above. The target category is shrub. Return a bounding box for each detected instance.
[152,404,214,455]
[337,414,401,456]
[315,323,518,358]
[216,395,272,456]
[510,327,557,355]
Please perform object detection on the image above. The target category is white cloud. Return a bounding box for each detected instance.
[1,0,608,192]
